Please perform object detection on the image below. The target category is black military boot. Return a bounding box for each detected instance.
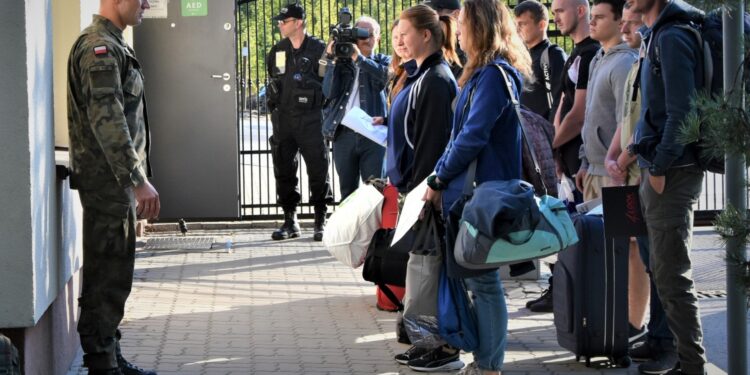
[272,211,301,240]
[117,355,157,375]
[313,211,327,242]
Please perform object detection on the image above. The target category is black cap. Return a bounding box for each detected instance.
[272,3,305,21]
[422,0,461,10]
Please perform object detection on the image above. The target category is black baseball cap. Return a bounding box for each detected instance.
[272,3,305,21]
[422,0,461,10]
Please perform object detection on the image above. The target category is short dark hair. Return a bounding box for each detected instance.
[513,0,548,24]
[593,0,626,20]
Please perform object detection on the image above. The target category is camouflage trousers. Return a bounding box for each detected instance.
[77,189,137,370]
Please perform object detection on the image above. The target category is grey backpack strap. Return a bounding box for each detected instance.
[495,64,548,195]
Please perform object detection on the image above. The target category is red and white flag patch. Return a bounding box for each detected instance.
[93,45,108,55]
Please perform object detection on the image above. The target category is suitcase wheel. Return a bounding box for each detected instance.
[615,355,632,368]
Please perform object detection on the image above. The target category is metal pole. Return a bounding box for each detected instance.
[723,1,748,374]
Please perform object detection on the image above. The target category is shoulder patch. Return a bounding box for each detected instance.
[94,45,108,56]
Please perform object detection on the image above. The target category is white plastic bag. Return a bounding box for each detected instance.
[323,184,384,268]
[558,175,575,203]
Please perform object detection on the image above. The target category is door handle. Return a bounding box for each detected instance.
[211,73,231,81]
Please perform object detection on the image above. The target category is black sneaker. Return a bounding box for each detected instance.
[395,345,431,365]
[528,288,553,312]
[407,346,464,372]
[117,355,157,375]
[639,351,678,374]
[630,324,647,344]
[88,369,123,375]
[662,362,707,375]
[630,340,653,362]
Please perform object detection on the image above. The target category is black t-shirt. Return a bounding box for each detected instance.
[521,39,566,122]
[557,37,600,178]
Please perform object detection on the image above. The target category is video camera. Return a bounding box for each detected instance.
[329,7,370,59]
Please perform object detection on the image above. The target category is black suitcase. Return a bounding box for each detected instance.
[553,214,632,368]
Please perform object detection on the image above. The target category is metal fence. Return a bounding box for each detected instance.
[235,0,746,221]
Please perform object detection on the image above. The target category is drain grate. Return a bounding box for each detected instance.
[143,236,214,250]
[697,290,727,299]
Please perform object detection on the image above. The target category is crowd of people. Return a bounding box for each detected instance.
[65,0,712,373]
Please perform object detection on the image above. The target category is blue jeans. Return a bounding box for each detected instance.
[463,269,508,371]
[636,236,675,351]
[332,128,385,200]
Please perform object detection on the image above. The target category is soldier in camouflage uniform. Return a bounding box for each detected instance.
[67,1,158,374]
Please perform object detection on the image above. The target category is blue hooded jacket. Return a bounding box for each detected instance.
[635,0,705,170]
[435,57,523,208]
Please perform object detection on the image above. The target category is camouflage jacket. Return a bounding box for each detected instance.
[67,15,151,192]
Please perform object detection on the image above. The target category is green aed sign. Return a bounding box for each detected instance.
[181,0,208,17]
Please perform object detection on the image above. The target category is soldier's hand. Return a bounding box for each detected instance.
[134,180,160,220]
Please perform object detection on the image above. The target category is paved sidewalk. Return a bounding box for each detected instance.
[66,227,737,375]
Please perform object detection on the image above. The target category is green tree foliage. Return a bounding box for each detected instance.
[237,0,422,93]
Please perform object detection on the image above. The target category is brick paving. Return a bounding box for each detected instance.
[66,228,732,375]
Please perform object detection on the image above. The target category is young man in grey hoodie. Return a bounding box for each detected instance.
[575,0,637,200]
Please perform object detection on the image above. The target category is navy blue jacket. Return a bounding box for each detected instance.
[321,53,391,140]
[635,0,704,170]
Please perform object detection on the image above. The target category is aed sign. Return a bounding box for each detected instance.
[181,0,208,17]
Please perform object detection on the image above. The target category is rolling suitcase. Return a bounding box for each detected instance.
[553,214,631,368]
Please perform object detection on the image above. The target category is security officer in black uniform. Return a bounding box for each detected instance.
[266,2,332,241]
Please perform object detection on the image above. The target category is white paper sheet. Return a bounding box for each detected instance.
[391,178,428,245]
[341,107,388,147]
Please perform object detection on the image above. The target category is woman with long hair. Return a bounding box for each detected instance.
[386,4,464,373]
[387,19,410,105]
[424,0,532,374]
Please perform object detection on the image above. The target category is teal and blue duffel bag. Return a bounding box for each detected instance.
[454,179,578,269]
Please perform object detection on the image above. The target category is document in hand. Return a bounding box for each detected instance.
[341,106,388,147]
[391,178,428,246]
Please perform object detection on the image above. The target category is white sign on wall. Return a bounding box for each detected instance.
[144,0,169,19]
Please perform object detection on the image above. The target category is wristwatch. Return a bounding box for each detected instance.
[426,175,447,191]
[648,163,666,177]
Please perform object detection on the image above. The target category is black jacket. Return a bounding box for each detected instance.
[386,51,458,193]
[265,34,326,116]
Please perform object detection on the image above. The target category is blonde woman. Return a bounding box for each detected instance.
[424,0,532,373]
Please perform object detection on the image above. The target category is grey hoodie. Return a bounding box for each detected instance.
[580,43,638,176]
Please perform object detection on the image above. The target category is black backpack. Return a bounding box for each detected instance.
[0,334,21,375]
[649,9,750,173]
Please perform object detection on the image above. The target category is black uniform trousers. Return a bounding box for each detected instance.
[270,109,332,212]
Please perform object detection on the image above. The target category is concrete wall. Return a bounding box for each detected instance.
[0,0,83,328]
[0,0,36,329]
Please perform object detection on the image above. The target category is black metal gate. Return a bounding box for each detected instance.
[234,0,745,221]
[235,0,424,219]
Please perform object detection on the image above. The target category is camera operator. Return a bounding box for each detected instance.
[266,3,332,241]
[322,15,391,200]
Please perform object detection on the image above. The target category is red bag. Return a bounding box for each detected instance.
[381,184,399,229]
[376,284,406,312]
